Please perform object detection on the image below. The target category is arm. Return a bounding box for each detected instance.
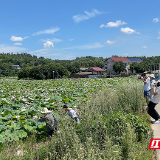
[153,85,158,96]
[38,117,46,122]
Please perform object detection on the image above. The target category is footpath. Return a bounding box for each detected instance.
[151,102,160,160]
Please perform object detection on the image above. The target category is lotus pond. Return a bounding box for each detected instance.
[0,78,123,143]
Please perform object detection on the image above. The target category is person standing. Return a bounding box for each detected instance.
[141,73,151,105]
[148,81,160,124]
[38,108,58,138]
[149,74,156,98]
[63,105,80,125]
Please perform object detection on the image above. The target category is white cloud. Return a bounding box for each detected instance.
[10,36,29,41]
[65,43,103,49]
[0,44,26,53]
[142,46,148,48]
[120,27,140,34]
[105,40,115,44]
[72,9,102,23]
[33,27,60,36]
[69,39,74,41]
[123,53,129,56]
[43,41,54,48]
[10,36,23,41]
[100,20,127,28]
[153,18,159,23]
[13,43,22,45]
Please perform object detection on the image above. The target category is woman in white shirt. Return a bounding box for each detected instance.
[147,80,160,124]
[63,105,80,125]
[149,74,156,98]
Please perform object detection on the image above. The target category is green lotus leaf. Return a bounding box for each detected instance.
[18,130,27,138]
[24,124,34,131]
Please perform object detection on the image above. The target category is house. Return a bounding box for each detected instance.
[104,57,130,74]
[71,67,105,78]
[104,57,143,74]
[11,65,21,69]
[86,67,105,75]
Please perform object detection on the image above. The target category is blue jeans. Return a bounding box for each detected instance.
[144,90,150,98]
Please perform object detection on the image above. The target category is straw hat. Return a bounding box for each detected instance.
[150,74,155,78]
[40,108,52,114]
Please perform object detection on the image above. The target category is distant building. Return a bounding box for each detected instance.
[72,67,105,78]
[86,67,105,75]
[104,57,143,74]
[11,65,21,69]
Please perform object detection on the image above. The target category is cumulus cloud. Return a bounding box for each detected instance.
[13,43,22,45]
[10,36,23,41]
[10,36,28,41]
[142,46,148,48]
[43,41,54,48]
[104,40,115,44]
[72,9,102,23]
[69,39,74,41]
[33,27,60,36]
[153,18,159,23]
[120,27,140,34]
[100,20,127,28]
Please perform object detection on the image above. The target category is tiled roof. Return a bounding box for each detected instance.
[109,57,130,62]
[127,58,143,61]
[90,67,105,71]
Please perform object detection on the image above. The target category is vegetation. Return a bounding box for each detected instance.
[0,77,156,159]
[113,61,126,73]
[0,53,105,77]
[17,64,70,80]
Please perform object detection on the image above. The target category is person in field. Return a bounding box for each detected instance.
[141,73,151,105]
[149,74,156,98]
[147,80,160,124]
[63,105,80,125]
[38,108,58,138]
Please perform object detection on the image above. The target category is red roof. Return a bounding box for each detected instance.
[90,67,105,71]
[109,57,130,62]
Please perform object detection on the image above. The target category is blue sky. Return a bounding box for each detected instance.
[0,0,160,60]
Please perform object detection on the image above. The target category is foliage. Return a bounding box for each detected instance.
[113,61,126,73]
[0,77,155,159]
[18,64,70,79]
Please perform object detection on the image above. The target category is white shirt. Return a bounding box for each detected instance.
[150,87,160,104]
[67,108,77,118]
[143,77,151,91]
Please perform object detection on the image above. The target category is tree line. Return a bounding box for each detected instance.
[1,52,160,79]
[0,53,104,79]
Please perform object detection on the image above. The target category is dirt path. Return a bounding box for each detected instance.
[151,102,160,160]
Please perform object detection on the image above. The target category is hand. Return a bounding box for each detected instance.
[153,84,156,87]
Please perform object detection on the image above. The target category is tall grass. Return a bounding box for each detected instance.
[0,77,156,159]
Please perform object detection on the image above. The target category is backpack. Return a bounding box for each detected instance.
[45,113,58,130]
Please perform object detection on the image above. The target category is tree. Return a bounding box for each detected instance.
[113,61,125,74]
